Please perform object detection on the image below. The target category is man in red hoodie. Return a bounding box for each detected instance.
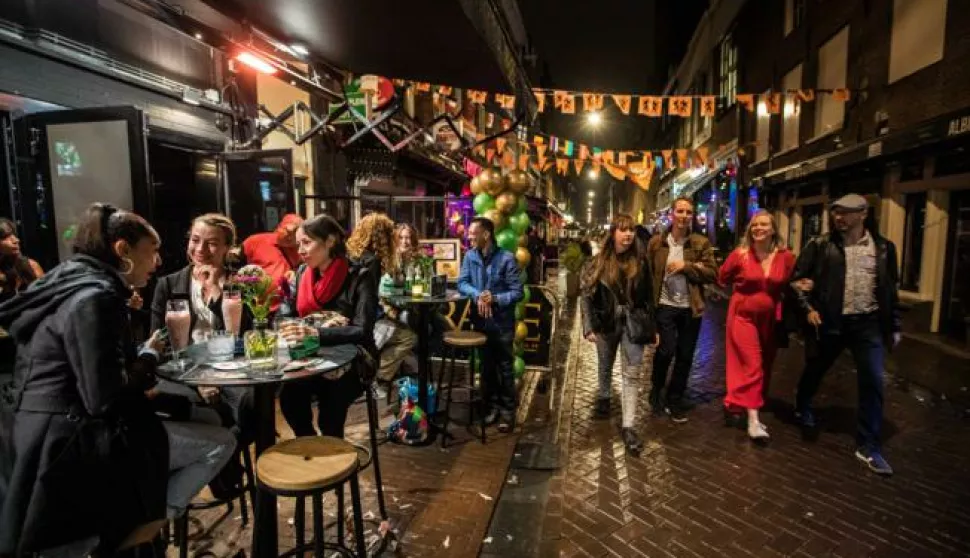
[241,214,303,286]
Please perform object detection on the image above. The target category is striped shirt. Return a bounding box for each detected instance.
[842,232,878,315]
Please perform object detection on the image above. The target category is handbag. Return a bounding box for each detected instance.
[624,307,655,345]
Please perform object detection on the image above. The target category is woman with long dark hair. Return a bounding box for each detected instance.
[0,219,42,380]
[278,214,379,437]
[718,210,795,442]
[580,214,657,456]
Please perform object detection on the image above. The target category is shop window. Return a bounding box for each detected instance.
[900,191,926,292]
[755,90,771,161]
[785,0,806,36]
[815,26,849,137]
[934,147,970,178]
[719,34,738,108]
[781,64,803,151]
[889,0,946,84]
[801,203,824,248]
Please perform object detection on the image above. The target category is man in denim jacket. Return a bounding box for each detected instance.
[458,217,524,431]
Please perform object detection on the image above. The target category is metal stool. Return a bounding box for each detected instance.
[172,444,256,558]
[436,330,489,448]
[256,436,367,558]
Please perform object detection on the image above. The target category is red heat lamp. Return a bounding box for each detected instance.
[235,51,277,75]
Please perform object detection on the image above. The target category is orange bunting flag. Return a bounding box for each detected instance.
[533,135,544,145]
[556,158,569,175]
[662,150,674,169]
[582,93,605,112]
[700,96,717,117]
[496,137,507,154]
[502,149,515,170]
[579,144,591,160]
[537,144,548,159]
[612,95,632,115]
[643,151,652,167]
[676,149,689,168]
[560,95,576,114]
[832,88,851,102]
[603,150,615,164]
[797,89,816,102]
[469,90,488,104]
[669,96,693,117]
[486,148,496,163]
[737,94,756,112]
[618,151,629,166]
[496,94,516,110]
[574,158,586,174]
[696,146,710,167]
[639,96,664,117]
[542,160,553,172]
[518,154,530,171]
[764,93,782,114]
[534,91,546,112]
[438,85,453,96]
[415,82,431,92]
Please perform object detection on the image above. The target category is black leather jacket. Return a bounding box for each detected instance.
[580,261,656,338]
[791,231,902,344]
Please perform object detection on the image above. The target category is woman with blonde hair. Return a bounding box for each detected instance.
[580,214,657,456]
[346,212,397,288]
[717,210,795,443]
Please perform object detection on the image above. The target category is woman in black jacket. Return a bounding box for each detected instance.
[580,214,658,456]
[278,214,378,438]
[0,204,170,556]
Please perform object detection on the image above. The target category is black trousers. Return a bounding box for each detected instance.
[279,367,363,438]
[651,305,701,402]
[481,327,517,416]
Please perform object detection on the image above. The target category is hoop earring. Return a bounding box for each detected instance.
[119,257,134,275]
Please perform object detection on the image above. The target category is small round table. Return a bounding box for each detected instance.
[156,343,357,558]
[385,291,467,424]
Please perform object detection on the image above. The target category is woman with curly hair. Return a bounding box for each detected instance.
[346,212,397,290]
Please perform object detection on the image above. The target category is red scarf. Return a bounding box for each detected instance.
[296,257,349,317]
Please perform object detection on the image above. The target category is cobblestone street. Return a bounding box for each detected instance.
[540,299,970,558]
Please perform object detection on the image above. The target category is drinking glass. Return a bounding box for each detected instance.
[207,330,236,362]
[221,287,243,337]
[165,299,191,369]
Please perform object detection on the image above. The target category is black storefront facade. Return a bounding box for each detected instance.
[748,105,970,345]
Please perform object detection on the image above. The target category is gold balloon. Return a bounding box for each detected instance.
[482,209,508,231]
[515,321,528,341]
[481,168,505,196]
[505,169,530,195]
[515,247,532,268]
[469,175,483,195]
[495,192,519,214]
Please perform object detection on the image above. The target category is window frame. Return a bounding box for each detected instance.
[719,34,738,109]
[814,25,849,138]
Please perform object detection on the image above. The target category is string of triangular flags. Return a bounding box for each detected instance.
[394,78,851,118]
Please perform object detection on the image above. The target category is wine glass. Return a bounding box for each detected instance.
[165,299,191,369]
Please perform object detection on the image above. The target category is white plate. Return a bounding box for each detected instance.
[210,361,247,371]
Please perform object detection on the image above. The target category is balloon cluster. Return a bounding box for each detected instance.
[470,168,532,379]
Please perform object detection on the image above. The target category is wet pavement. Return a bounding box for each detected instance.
[538,298,970,557]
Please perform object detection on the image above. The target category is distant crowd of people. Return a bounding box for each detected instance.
[580,194,901,477]
[0,205,524,556]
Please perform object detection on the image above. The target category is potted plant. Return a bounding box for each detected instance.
[561,242,588,298]
[230,265,279,369]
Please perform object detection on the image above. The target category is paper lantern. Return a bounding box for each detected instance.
[515,321,528,341]
[496,228,518,252]
[514,302,526,321]
[495,192,519,214]
[516,247,531,268]
[482,209,508,231]
[480,168,505,196]
[469,175,483,195]
[505,169,530,195]
[513,356,526,378]
[473,193,495,214]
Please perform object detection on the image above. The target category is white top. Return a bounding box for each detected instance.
[659,233,691,308]
[842,231,879,315]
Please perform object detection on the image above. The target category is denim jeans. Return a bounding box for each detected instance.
[797,313,886,449]
[165,420,236,518]
[651,305,701,402]
[594,326,645,428]
[482,328,517,417]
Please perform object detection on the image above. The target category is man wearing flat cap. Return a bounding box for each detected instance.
[790,193,902,476]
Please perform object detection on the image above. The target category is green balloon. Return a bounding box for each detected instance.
[513,356,526,378]
[510,212,530,234]
[516,196,527,214]
[519,269,528,285]
[496,228,518,252]
[522,285,531,304]
[473,193,495,214]
[515,302,526,321]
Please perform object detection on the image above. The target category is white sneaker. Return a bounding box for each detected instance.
[748,421,770,443]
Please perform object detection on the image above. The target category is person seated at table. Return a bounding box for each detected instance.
[0,203,234,557]
[241,213,303,287]
[277,214,378,438]
[151,213,256,441]
[375,223,421,381]
[348,214,418,384]
[458,217,524,432]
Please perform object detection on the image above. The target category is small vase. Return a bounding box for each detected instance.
[244,320,278,370]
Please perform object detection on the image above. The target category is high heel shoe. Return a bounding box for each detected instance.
[748,421,770,445]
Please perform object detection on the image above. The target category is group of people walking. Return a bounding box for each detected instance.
[582,194,900,477]
[0,202,523,557]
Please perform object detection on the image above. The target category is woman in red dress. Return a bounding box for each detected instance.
[718,210,795,443]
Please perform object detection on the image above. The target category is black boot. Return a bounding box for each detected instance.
[594,397,610,419]
[621,428,643,455]
[648,390,664,418]
[723,408,746,429]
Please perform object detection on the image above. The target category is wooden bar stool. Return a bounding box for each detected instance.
[256,437,367,558]
[436,330,488,448]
